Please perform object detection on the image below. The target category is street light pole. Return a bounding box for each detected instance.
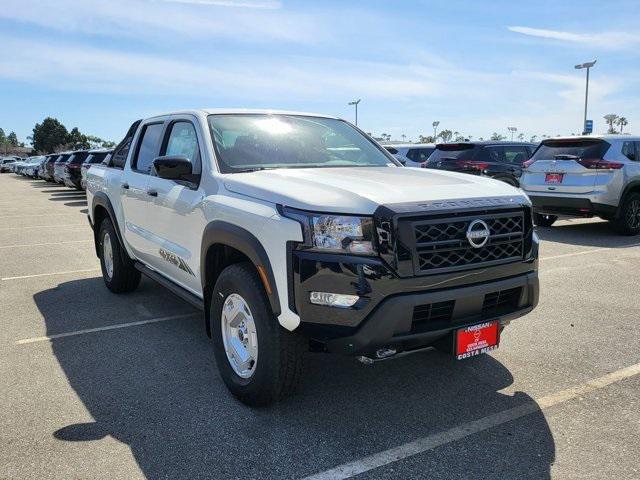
[508,126,517,141]
[348,99,361,126]
[574,60,596,134]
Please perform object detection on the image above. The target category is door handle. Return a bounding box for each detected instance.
[121,183,129,189]
[147,190,158,197]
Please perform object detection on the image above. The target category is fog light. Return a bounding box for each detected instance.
[309,292,359,308]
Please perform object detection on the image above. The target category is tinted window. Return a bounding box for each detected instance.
[134,123,164,174]
[384,147,398,154]
[503,146,530,164]
[476,146,503,162]
[111,120,142,169]
[68,152,89,164]
[428,144,476,162]
[208,114,397,173]
[532,139,610,160]
[406,147,435,162]
[164,122,200,173]
[622,141,636,161]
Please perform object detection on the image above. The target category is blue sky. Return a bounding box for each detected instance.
[1,0,638,145]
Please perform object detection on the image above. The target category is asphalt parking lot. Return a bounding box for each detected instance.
[1,174,639,480]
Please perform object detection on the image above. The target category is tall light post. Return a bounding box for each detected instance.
[575,60,596,134]
[348,99,361,126]
[508,126,517,141]
[432,121,440,140]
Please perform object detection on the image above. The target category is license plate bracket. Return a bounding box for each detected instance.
[455,321,500,360]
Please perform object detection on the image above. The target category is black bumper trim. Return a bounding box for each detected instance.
[325,271,538,355]
[529,195,617,218]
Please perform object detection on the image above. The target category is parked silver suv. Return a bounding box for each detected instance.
[521,136,640,235]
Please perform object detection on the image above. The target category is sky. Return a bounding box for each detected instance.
[0,0,639,145]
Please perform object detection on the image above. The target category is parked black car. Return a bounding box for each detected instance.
[62,150,90,189]
[423,142,536,186]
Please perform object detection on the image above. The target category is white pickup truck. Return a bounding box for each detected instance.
[86,109,539,405]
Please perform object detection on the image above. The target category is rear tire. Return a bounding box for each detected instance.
[612,193,640,236]
[98,218,141,293]
[533,213,558,227]
[210,262,306,406]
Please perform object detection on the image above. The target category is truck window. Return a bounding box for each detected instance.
[111,120,142,169]
[134,123,164,174]
[163,121,201,174]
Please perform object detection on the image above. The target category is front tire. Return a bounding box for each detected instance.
[612,193,640,236]
[533,213,557,227]
[210,262,306,406]
[98,218,141,293]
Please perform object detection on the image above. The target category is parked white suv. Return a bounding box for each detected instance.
[521,136,640,234]
[382,143,435,167]
[86,109,539,405]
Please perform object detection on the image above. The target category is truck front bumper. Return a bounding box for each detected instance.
[292,250,539,356]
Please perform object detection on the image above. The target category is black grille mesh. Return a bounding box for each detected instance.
[411,211,524,274]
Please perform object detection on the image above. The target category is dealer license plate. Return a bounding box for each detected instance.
[455,321,500,360]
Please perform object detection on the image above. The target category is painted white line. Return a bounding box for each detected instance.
[303,362,640,480]
[15,313,199,345]
[0,213,82,219]
[1,268,100,281]
[0,240,92,249]
[542,243,640,261]
[0,224,85,231]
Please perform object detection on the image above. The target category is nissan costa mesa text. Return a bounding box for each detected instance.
[86,109,539,406]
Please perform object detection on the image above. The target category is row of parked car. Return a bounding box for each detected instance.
[1,149,113,189]
[384,136,640,234]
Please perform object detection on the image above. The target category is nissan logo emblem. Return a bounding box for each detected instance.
[466,219,490,248]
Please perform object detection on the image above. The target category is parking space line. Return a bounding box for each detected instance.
[15,313,200,345]
[0,224,86,231]
[0,213,83,219]
[541,243,640,261]
[1,268,100,281]
[302,362,640,480]
[0,240,92,249]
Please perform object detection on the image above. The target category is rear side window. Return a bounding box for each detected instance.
[407,147,435,162]
[384,147,398,154]
[532,140,610,160]
[503,146,530,164]
[476,146,503,162]
[622,141,636,161]
[111,120,142,169]
[428,143,476,162]
[68,152,89,164]
[85,152,109,164]
[134,123,164,174]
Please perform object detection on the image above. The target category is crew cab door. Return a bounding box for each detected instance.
[121,121,165,265]
[139,117,205,295]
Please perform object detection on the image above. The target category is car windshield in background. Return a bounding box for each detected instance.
[532,140,610,160]
[427,143,476,162]
[208,114,397,173]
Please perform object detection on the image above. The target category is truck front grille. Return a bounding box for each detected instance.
[407,210,525,275]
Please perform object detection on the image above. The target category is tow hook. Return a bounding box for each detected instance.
[356,346,435,365]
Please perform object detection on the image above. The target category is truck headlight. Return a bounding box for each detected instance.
[282,207,376,255]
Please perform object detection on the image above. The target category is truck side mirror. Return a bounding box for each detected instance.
[153,156,193,181]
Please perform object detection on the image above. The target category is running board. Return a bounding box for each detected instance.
[134,262,204,311]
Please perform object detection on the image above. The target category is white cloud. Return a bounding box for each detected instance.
[508,26,640,49]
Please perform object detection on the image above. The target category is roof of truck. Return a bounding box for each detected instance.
[147,108,340,121]
[542,134,639,142]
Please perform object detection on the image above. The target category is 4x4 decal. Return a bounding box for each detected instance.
[159,248,195,276]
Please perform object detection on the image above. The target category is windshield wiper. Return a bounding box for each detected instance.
[229,167,274,173]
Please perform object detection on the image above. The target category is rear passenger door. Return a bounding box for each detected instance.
[121,120,165,265]
[141,116,205,294]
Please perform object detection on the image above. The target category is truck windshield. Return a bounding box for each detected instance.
[208,114,399,173]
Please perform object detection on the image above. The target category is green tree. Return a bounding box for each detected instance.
[31,117,69,153]
[490,132,506,141]
[418,135,434,143]
[7,131,19,146]
[67,127,90,149]
[616,117,628,134]
[438,129,453,143]
[603,114,619,134]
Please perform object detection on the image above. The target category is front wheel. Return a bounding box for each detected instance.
[210,262,306,406]
[612,193,640,236]
[533,213,557,227]
[98,218,141,293]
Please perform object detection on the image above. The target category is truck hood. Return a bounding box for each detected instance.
[223,167,525,214]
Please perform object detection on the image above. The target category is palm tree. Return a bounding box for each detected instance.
[401,134,406,142]
[617,117,628,133]
[604,114,619,134]
[438,129,453,143]
[530,135,538,143]
[517,133,525,141]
